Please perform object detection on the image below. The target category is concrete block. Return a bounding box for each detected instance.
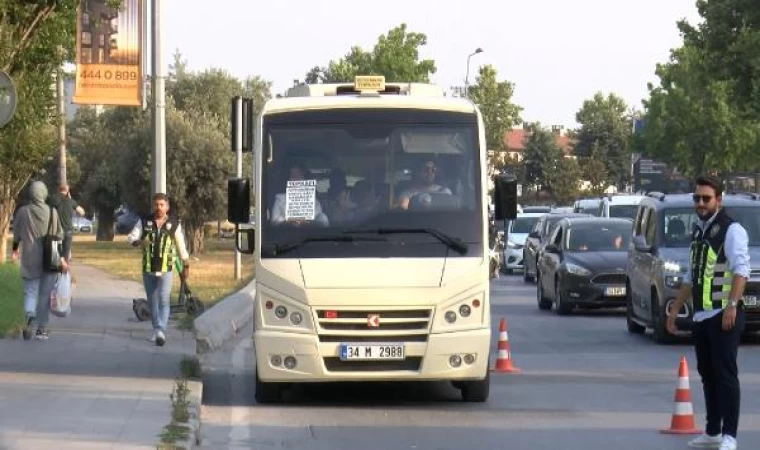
[193,278,255,354]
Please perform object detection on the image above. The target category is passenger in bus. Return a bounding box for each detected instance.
[270,163,329,227]
[322,168,354,225]
[343,180,379,224]
[397,160,452,210]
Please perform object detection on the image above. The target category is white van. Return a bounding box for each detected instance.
[598,194,645,220]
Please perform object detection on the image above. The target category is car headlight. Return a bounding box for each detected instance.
[565,263,592,276]
[664,275,682,289]
[258,291,313,332]
[662,261,682,273]
[432,291,486,333]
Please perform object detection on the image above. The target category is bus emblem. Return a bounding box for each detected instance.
[367,314,380,328]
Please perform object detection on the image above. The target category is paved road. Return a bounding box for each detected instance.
[200,274,760,450]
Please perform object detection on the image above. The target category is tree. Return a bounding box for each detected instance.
[119,102,232,254]
[468,64,523,178]
[0,0,84,262]
[545,157,581,205]
[305,24,436,83]
[521,123,564,191]
[67,106,145,241]
[573,92,632,190]
[580,154,609,195]
[638,44,758,178]
[678,0,760,117]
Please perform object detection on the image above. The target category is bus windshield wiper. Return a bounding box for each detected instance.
[274,234,387,256]
[344,227,468,255]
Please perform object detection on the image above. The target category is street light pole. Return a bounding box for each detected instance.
[464,47,484,98]
[151,0,166,195]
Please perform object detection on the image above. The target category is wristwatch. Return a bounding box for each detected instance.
[728,299,739,309]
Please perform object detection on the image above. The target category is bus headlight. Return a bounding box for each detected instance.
[259,292,313,331]
[432,290,486,332]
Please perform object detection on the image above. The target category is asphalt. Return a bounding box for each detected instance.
[199,273,760,450]
[0,264,197,450]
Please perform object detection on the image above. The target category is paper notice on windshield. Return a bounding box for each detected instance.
[285,180,317,221]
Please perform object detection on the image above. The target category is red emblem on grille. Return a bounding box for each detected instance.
[367,314,380,328]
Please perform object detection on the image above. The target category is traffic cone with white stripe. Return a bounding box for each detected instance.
[492,317,521,373]
[660,356,701,434]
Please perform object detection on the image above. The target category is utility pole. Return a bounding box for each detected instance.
[151,0,166,195]
[233,98,243,280]
[56,69,67,187]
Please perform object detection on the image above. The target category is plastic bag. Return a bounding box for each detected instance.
[50,272,72,317]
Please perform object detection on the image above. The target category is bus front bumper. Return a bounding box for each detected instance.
[254,328,491,382]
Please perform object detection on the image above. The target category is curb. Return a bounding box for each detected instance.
[193,278,255,354]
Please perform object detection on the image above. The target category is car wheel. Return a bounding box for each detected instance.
[555,278,572,316]
[460,370,490,402]
[537,274,552,310]
[626,285,645,334]
[652,289,674,344]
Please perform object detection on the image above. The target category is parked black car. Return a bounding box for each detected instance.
[536,217,633,315]
[626,192,760,343]
[522,212,589,283]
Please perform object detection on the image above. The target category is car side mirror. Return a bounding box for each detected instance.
[632,235,651,253]
[228,177,251,224]
[493,174,518,221]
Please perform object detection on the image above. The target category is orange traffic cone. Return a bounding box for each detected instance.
[660,356,701,435]
[492,318,521,373]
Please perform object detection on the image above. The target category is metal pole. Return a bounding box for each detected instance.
[151,0,166,195]
[234,99,242,280]
[56,69,67,187]
[465,55,472,98]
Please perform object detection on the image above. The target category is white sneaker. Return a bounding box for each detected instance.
[688,433,722,448]
[719,435,738,450]
[148,331,157,343]
[156,330,166,347]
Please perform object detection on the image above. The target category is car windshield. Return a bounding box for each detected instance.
[511,216,540,234]
[566,222,632,252]
[609,204,639,219]
[260,109,483,258]
[662,206,760,247]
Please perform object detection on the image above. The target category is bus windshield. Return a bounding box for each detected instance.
[260,109,483,258]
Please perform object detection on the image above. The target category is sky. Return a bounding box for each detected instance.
[160,0,702,129]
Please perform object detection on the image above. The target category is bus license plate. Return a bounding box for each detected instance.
[340,344,405,361]
[605,286,626,297]
[744,296,758,307]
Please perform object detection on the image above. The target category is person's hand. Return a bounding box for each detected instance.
[181,265,189,281]
[60,258,69,274]
[666,304,678,335]
[11,249,19,262]
[722,306,737,331]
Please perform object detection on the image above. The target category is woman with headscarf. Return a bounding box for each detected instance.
[11,181,69,340]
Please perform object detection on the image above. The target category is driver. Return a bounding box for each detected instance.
[397,160,452,210]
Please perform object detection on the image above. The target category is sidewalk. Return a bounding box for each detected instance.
[0,264,197,450]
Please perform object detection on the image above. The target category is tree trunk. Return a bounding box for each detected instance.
[185,222,204,255]
[0,197,16,264]
[96,209,115,241]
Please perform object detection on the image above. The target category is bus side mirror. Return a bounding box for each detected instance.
[236,226,255,255]
[228,177,250,224]
[494,175,518,221]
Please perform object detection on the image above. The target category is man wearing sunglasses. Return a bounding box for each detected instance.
[666,176,750,450]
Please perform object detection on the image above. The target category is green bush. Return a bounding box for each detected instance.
[0,264,24,338]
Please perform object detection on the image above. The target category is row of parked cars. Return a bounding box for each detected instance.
[500,192,760,343]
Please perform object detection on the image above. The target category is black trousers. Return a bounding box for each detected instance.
[693,308,745,438]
